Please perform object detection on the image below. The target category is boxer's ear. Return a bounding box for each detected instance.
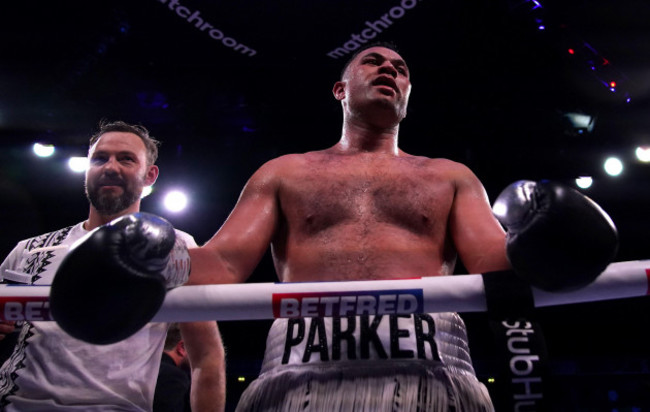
[333,81,346,101]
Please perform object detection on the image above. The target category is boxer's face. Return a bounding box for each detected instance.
[84,132,158,215]
[335,46,412,121]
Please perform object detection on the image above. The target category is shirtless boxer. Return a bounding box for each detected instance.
[50,43,617,411]
[189,43,510,410]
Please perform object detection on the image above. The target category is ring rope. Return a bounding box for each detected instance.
[0,260,648,322]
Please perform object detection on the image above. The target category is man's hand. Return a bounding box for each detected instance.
[493,180,618,291]
[0,321,15,340]
[50,213,190,344]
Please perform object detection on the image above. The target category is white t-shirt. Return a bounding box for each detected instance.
[0,221,197,411]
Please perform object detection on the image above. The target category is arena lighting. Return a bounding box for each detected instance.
[163,190,188,213]
[575,176,593,189]
[635,146,650,163]
[33,143,55,158]
[563,112,595,135]
[141,186,153,199]
[67,157,88,173]
[604,157,623,177]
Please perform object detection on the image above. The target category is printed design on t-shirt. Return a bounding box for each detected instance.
[21,226,73,284]
[0,323,35,406]
[0,226,73,405]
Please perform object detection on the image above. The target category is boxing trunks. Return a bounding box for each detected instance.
[237,312,493,412]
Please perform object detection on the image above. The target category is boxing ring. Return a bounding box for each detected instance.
[1,259,647,409]
[0,259,647,322]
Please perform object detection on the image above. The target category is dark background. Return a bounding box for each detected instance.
[1,0,649,410]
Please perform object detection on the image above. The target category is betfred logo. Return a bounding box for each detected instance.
[0,297,51,321]
[272,289,423,318]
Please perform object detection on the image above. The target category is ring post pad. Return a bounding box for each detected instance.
[481,270,551,409]
[482,270,535,318]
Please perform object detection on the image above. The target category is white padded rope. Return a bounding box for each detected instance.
[0,260,647,322]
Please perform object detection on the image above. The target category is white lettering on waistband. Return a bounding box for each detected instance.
[281,314,441,365]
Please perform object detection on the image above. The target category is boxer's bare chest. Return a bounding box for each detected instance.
[279,154,454,237]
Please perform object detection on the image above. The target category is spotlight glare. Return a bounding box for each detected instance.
[575,176,593,189]
[163,190,188,212]
[636,146,650,163]
[68,156,88,173]
[33,143,55,157]
[604,157,623,176]
[141,185,153,198]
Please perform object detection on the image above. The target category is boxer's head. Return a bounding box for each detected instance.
[334,42,411,124]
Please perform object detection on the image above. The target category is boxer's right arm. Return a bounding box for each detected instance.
[50,212,190,344]
[188,158,282,286]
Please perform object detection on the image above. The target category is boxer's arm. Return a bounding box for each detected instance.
[188,159,282,286]
[180,321,225,412]
[448,165,511,274]
[493,180,618,291]
[50,213,191,344]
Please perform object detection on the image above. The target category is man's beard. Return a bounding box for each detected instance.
[85,177,143,216]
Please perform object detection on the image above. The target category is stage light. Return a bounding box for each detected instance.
[635,146,650,163]
[163,190,188,212]
[141,186,153,198]
[575,176,593,189]
[604,157,623,176]
[568,48,575,54]
[563,112,595,134]
[33,143,55,158]
[68,157,88,173]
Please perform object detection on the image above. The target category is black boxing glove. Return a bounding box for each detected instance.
[492,180,618,292]
[50,212,190,344]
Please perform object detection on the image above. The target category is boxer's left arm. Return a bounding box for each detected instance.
[492,180,618,291]
[181,321,225,412]
[447,164,511,274]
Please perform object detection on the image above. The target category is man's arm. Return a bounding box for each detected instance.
[180,321,225,412]
[188,158,283,285]
[447,164,511,274]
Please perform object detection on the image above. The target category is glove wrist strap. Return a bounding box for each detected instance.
[163,237,190,288]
